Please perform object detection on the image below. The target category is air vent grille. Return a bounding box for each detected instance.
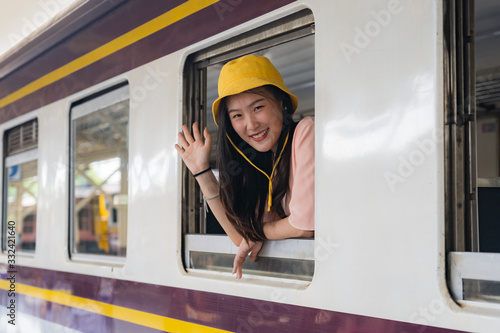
[6,119,38,155]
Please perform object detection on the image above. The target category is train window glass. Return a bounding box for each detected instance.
[70,83,129,259]
[182,10,315,280]
[447,0,500,305]
[2,119,38,253]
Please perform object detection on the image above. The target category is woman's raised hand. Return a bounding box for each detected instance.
[175,123,212,175]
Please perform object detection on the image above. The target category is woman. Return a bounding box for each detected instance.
[175,55,314,279]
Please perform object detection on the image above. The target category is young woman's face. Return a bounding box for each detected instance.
[226,91,283,153]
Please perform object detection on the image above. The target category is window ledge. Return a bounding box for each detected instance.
[184,234,314,260]
[184,234,314,281]
[449,252,500,302]
[70,253,125,267]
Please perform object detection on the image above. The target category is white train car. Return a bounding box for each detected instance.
[0,0,499,332]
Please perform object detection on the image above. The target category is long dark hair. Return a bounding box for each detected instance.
[216,85,297,242]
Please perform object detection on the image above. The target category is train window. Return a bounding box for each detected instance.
[2,119,38,253]
[182,10,315,280]
[69,83,129,260]
[447,1,500,304]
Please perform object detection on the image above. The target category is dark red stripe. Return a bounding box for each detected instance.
[0,0,296,124]
[0,264,469,333]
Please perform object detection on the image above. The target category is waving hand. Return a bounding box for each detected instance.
[175,123,212,175]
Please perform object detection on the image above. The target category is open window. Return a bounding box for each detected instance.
[2,119,38,253]
[69,83,129,261]
[446,0,500,304]
[182,10,315,280]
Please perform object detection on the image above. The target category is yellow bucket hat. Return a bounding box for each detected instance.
[212,55,298,125]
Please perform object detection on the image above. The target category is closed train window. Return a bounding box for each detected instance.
[447,0,500,305]
[2,119,38,253]
[69,83,129,260]
[182,10,315,280]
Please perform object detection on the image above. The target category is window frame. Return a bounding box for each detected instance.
[182,10,316,281]
[68,82,129,265]
[2,133,39,254]
[446,0,500,307]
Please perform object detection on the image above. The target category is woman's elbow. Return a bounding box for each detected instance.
[290,225,314,238]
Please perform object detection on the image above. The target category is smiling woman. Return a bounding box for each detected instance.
[215,80,314,238]
[176,52,315,279]
[178,10,315,282]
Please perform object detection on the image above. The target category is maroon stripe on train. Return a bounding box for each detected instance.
[0,0,296,124]
[0,264,469,333]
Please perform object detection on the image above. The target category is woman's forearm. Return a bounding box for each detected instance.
[195,171,243,246]
[263,217,314,240]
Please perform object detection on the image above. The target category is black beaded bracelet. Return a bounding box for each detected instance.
[193,167,211,178]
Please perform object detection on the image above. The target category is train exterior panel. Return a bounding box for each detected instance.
[0,0,499,332]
